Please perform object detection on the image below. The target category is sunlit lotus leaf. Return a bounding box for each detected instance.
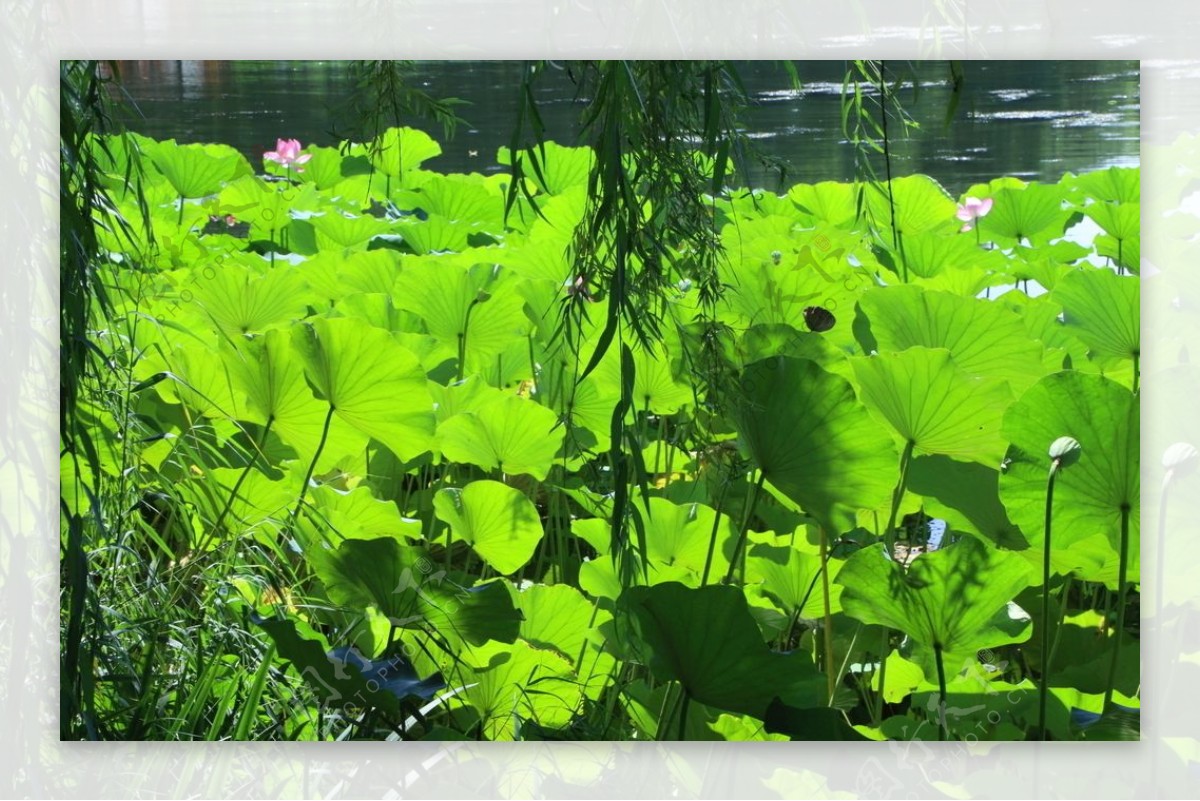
[188,260,310,338]
[851,347,1012,466]
[434,480,544,574]
[745,540,843,619]
[220,330,369,471]
[309,212,392,251]
[455,639,582,741]
[787,181,858,228]
[438,394,563,480]
[148,139,249,199]
[291,316,435,462]
[999,372,1138,556]
[308,483,422,543]
[1065,166,1139,205]
[498,140,595,195]
[394,260,530,361]
[978,183,1072,246]
[866,174,959,237]
[1052,268,1140,371]
[396,173,504,229]
[369,126,442,177]
[857,284,1045,393]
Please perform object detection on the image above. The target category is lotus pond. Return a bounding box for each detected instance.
[62,120,1139,742]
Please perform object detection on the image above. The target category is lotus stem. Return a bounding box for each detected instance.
[934,643,949,741]
[723,471,765,584]
[699,473,732,587]
[1040,436,1080,739]
[875,438,915,724]
[820,526,836,704]
[1039,468,1056,740]
[1103,503,1132,711]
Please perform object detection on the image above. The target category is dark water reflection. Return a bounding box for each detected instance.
[115,60,1138,195]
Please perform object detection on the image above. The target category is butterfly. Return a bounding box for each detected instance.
[803,305,836,333]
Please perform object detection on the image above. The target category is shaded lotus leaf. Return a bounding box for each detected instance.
[612,583,827,718]
[836,536,1033,652]
[735,357,898,533]
[307,536,520,648]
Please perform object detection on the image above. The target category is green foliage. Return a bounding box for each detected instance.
[62,87,1139,741]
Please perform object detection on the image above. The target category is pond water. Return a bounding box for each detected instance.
[114,60,1139,195]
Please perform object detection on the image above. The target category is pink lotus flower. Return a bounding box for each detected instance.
[264,138,312,171]
[956,196,993,232]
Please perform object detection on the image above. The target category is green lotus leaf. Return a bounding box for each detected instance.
[1066,166,1139,206]
[613,583,827,718]
[291,316,435,462]
[510,583,611,666]
[892,228,1007,285]
[393,215,475,254]
[394,259,530,361]
[221,328,367,471]
[306,536,520,648]
[498,140,595,195]
[905,455,1027,551]
[866,174,959,237]
[438,394,563,480]
[978,183,1072,246]
[434,480,545,574]
[745,540,843,619]
[857,284,1045,393]
[368,126,442,178]
[787,181,858,228]
[836,536,1032,652]
[736,356,898,533]
[215,174,298,239]
[396,173,504,229]
[148,138,248,199]
[999,372,1138,555]
[307,483,422,544]
[189,260,310,338]
[455,639,582,741]
[273,144,346,190]
[572,496,738,581]
[593,338,693,415]
[1096,232,1140,275]
[851,347,1013,466]
[146,340,240,420]
[578,554,695,601]
[1052,268,1140,371]
[198,467,292,539]
[309,212,393,251]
